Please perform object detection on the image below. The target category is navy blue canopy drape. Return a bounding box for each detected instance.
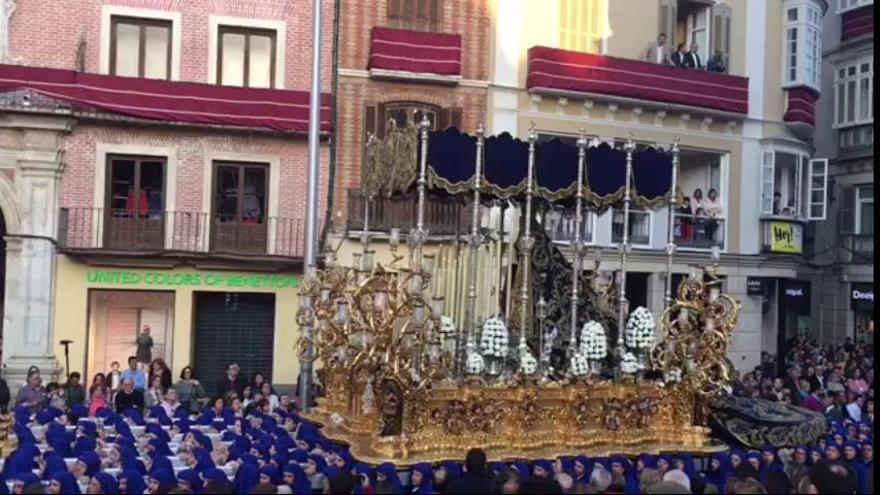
[424,127,673,208]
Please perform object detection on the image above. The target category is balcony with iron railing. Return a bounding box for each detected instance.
[674,214,725,250]
[58,207,305,260]
[346,189,468,237]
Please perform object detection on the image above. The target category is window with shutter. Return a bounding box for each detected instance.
[807,158,828,220]
[711,3,731,69]
[557,0,607,53]
[840,186,856,233]
[761,150,775,215]
[659,0,678,50]
[387,0,442,32]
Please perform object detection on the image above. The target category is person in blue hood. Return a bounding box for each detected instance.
[573,455,593,487]
[705,453,729,492]
[148,469,177,495]
[40,452,69,481]
[48,471,81,495]
[843,441,869,494]
[608,456,639,494]
[375,462,403,494]
[235,462,260,495]
[177,468,204,495]
[89,472,118,494]
[118,469,146,495]
[282,463,312,495]
[531,459,553,480]
[410,463,434,495]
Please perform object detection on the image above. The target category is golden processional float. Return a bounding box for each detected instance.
[296,117,741,464]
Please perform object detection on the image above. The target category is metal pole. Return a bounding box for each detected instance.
[664,141,680,309]
[570,131,588,358]
[519,126,538,347]
[617,137,636,352]
[461,124,485,377]
[298,0,323,411]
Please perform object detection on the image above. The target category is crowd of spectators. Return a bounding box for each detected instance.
[0,337,872,494]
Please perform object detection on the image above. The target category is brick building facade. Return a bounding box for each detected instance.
[332,0,491,225]
[0,0,333,389]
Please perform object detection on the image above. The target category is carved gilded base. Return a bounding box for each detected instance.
[304,380,726,465]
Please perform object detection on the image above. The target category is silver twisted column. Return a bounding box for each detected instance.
[460,124,485,377]
[617,137,636,352]
[518,126,538,350]
[569,130,588,358]
[664,141,680,309]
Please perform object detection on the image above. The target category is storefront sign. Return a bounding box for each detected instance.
[769,221,803,254]
[851,283,874,311]
[747,277,769,296]
[86,270,299,289]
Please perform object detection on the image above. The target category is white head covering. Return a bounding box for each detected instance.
[663,469,691,491]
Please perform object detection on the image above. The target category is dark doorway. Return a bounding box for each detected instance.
[626,272,650,311]
[193,292,275,394]
[777,279,811,376]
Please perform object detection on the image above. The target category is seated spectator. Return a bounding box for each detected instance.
[15,371,46,413]
[707,50,727,73]
[64,372,86,409]
[846,368,869,396]
[114,377,145,412]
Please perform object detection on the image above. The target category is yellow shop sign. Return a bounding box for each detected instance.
[769,222,803,254]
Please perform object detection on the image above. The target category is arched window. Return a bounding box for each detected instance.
[364,101,461,139]
[387,0,442,32]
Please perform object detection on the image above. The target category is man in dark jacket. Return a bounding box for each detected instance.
[217,362,247,398]
[114,377,145,412]
[448,449,494,494]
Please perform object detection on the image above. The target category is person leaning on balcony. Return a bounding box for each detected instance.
[642,33,670,64]
[707,50,727,73]
[671,43,688,67]
[685,43,703,70]
[704,189,722,242]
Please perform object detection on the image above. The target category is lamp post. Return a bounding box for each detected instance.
[298,0,323,411]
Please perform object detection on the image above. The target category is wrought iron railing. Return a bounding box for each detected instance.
[674,214,725,249]
[58,207,304,258]
[346,189,468,236]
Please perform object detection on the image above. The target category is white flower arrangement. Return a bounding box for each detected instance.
[625,307,657,350]
[440,316,457,337]
[466,350,485,375]
[570,353,590,377]
[480,317,509,359]
[664,367,682,384]
[579,321,608,361]
[620,352,639,374]
[519,348,538,375]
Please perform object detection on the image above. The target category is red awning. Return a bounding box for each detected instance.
[784,87,819,127]
[0,64,331,133]
[527,46,749,115]
[368,26,462,76]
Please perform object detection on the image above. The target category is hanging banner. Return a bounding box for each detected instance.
[768,221,803,254]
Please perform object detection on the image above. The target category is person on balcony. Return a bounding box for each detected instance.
[685,43,703,70]
[707,50,727,73]
[671,43,687,67]
[642,33,670,65]
[704,188,722,242]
